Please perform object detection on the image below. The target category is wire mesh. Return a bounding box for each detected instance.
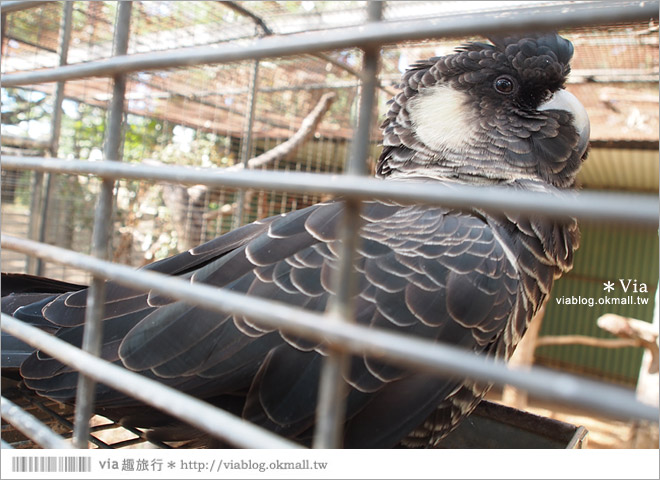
[1,0,659,450]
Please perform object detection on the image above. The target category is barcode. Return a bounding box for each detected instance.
[11,456,91,473]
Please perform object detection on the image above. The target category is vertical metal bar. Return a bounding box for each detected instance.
[72,0,132,449]
[48,0,73,161]
[343,5,382,178]
[26,171,44,274]
[1,10,7,57]
[35,181,51,276]
[36,0,73,276]
[234,58,260,229]
[313,0,383,449]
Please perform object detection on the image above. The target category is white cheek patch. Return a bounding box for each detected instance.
[406,85,476,152]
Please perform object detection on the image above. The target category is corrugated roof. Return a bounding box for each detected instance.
[577,147,659,192]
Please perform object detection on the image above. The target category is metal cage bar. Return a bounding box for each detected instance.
[2,235,657,424]
[313,1,384,448]
[2,2,657,87]
[1,314,302,449]
[234,58,261,230]
[4,392,113,449]
[1,397,73,449]
[0,1,51,14]
[1,0,659,450]
[223,0,396,96]
[71,1,132,449]
[3,387,174,449]
[34,0,73,277]
[2,156,658,226]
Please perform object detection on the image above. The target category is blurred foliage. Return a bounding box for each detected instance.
[123,114,173,163]
[59,102,106,159]
[1,88,49,125]
[154,133,236,167]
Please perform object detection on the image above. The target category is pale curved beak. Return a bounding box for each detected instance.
[539,89,590,158]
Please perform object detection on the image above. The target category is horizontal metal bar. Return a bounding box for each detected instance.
[1,396,73,449]
[2,235,658,423]
[2,134,51,150]
[2,156,657,226]
[0,1,50,14]
[1,315,301,449]
[2,1,657,86]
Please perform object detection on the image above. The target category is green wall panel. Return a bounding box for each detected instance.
[537,223,658,386]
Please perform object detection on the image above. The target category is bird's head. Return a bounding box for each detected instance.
[378,33,590,189]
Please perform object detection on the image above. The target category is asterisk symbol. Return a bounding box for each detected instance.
[603,281,615,292]
[168,461,176,470]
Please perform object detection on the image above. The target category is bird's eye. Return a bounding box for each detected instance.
[494,76,516,95]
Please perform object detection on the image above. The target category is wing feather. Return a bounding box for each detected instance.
[14,199,531,447]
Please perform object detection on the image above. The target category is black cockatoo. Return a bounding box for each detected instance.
[1,32,589,448]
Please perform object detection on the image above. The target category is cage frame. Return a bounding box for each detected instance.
[1,0,659,450]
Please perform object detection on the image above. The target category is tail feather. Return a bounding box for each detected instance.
[1,273,86,369]
[1,273,86,296]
